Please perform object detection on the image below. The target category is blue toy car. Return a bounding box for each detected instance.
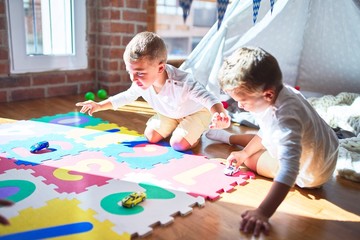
[30,141,49,153]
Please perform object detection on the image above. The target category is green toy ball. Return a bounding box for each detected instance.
[85,91,95,101]
[97,89,108,99]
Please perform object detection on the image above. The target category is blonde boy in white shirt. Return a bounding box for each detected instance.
[76,31,230,151]
[207,46,339,237]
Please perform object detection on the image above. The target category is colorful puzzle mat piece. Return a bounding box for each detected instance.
[0,169,66,219]
[0,167,203,238]
[72,180,205,237]
[122,154,253,200]
[14,154,114,194]
[0,198,130,240]
[31,112,107,128]
[0,120,73,145]
[0,113,253,238]
[22,151,132,186]
[0,157,20,173]
[101,138,190,169]
[85,122,140,136]
[64,125,140,149]
[1,133,88,164]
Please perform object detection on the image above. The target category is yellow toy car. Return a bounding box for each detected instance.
[119,191,146,208]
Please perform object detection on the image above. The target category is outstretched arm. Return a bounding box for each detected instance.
[75,99,113,116]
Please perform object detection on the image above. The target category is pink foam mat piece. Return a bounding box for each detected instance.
[122,154,252,200]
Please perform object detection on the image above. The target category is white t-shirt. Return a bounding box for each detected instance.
[254,85,339,188]
[109,64,220,119]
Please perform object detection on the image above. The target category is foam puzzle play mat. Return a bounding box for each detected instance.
[0,112,254,239]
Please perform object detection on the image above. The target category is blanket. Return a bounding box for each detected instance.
[308,92,360,182]
[307,92,360,135]
[337,135,360,182]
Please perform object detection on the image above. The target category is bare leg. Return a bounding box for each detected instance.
[170,135,197,151]
[145,126,197,151]
[243,149,265,172]
[229,134,255,147]
[144,127,164,143]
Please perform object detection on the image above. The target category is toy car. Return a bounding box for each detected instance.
[30,141,49,153]
[223,165,240,176]
[119,191,146,208]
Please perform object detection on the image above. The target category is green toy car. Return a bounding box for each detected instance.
[119,192,146,208]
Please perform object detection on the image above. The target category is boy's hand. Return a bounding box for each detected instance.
[226,151,245,168]
[209,112,231,129]
[75,100,99,116]
[240,208,271,237]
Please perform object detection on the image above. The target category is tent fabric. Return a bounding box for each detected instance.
[180,0,360,97]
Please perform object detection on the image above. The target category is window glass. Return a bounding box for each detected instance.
[6,0,86,73]
[23,0,74,56]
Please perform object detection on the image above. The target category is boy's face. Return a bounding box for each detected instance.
[226,88,274,113]
[124,57,165,90]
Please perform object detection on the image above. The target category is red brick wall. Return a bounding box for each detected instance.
[0,0,153,102]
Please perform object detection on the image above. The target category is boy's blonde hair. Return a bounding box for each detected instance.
[124,31,167,64]
[218,47,283,93]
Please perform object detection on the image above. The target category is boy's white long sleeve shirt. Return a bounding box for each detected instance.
[109,64,221,119]
[254,85,339,188]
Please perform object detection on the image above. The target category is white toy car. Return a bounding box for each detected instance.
[223,165,240,176]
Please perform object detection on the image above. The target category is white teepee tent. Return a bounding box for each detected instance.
[180,0,360,97]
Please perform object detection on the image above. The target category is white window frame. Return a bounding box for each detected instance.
[6,0,87,74]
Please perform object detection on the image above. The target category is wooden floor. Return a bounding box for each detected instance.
[0,95,359,240]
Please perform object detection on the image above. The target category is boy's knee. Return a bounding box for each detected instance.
[145,135,159,144]
[169,137,192,151]
[144,128,163,143]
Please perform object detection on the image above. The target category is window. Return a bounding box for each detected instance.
[156,0,182,15]
[6,0,87,74]
[156,0,217,60]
